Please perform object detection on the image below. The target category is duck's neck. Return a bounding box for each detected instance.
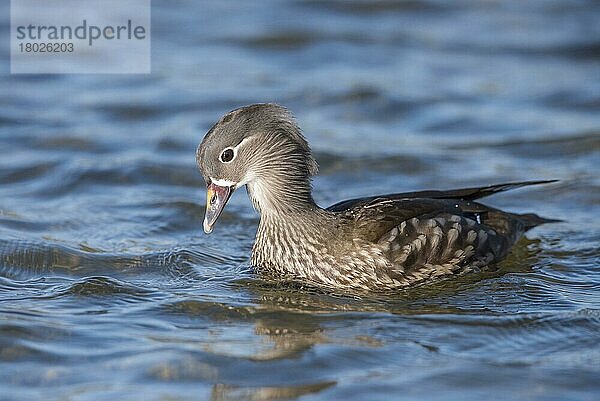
[247,178,337,275]
[246,176,318,214]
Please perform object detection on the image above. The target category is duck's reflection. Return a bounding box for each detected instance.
[211,381,336,401]
[204,285,378,401]
[251,312,327,361]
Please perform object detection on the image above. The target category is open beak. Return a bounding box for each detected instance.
[203,182,234,234]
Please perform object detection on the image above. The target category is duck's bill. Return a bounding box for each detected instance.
[203,183,233,234]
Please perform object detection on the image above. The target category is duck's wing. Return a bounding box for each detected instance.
[329,181,558,284]
[326,180,557,212]
[339,197,520,284]
[340,196,507,243]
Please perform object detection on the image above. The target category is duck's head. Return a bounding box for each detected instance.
[196,103,318,234]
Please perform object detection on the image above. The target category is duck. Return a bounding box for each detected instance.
[196,103,557,292]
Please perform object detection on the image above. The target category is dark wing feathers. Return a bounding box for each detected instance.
[343,198,522,278]
[345,197,495,243]
[327,180,557,212]
[329,181,558,278]
[376,213,501,282]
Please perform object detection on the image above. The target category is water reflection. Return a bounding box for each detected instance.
[210,381,336,401]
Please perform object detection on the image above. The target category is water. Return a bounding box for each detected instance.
[1,1,599,400]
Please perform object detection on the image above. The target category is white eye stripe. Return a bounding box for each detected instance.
[219,136,255,164]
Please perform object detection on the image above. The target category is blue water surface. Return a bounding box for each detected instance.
[1,1,599,400]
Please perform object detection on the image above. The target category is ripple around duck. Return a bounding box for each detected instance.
[0,321,68,362]
[315,151,430,176]
[441,40,600,61]
[31,135,110,153]
[451,131,600,159]
[539,90,600,112]
[0,160,61,185]
[65,276,155,298]
[232,31,323,50]
[28,159,201,198]
[0,238,242,281]
[0,215,50,234]
[302,0,450,14]
[95,104,172,121]
[409,309,600,365]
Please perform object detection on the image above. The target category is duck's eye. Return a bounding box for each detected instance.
[220,148,234,163]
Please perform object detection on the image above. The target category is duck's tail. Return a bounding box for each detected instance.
[516,212,562,231]
[471,180,562,231]
[446,180,562,231]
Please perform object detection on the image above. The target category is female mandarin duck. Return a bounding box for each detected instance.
[196,103,556,292]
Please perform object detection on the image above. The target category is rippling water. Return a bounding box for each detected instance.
[1,1,599,400]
